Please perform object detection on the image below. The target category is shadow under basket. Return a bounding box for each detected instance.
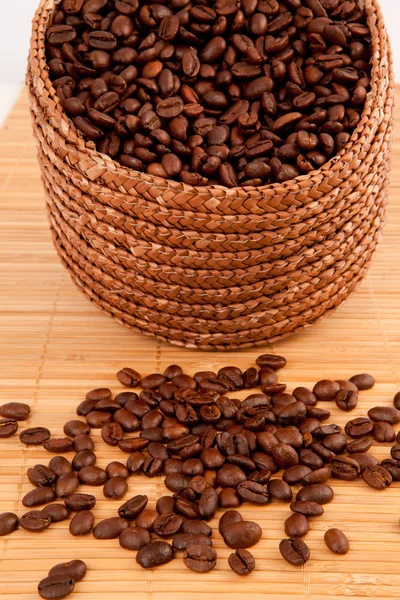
[28,0,394,350]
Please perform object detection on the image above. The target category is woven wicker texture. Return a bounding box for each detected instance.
[27,0,394,349]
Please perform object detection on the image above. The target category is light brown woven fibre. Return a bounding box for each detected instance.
[27,0,395,350]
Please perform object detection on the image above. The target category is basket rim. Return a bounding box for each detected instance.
[29,0,392,205]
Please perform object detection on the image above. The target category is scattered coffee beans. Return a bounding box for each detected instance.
[5,350,400,590]
[45,0,371,187]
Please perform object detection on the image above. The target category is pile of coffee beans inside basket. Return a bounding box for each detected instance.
[2,353,400,597]
[44,0,372,187]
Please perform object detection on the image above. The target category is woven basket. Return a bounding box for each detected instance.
[28,0,394,350]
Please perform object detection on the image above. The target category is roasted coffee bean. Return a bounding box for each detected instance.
[346,438,373,454]
[268,479,292,502]
[101,422,124,445]
[135,509,158,531]
[373,421,395,443]
[368,406,400,424]
[0,402,30,421]
[63,420,90,438]
[237,480,269,504]
[48,456,72,476]
[296,484,334,504]
[41,504,70,523]
[55,472,80,498]
[199,486,218,520]
[28,465,57,488]
[362,465,392,490]
[136,541,174,568]
[38,574,75,599]
[22,487,55,507]
[0,512,19,536]
[228,548,255,575]
[290,501,324,517]
[324,528,349,555]
[221,520,262,549]
[184,545,217,573]
[20,510,51,532]
[77,398,99,417]
[72,450,96,470]
[106,461,129,480]
[284,513,309,538]
[351,453,379,471]
[349,373,375,390]
[78,466,107,486]
[182,520,212,537]
[256,354,287,370]
[313,380,340,401]
[103,477,128,499]
[20,427,50,445]
[48,560,86,583]
[120,526,152,550]
[43,437,74,453]
[93,517,129,539]
[86,411,112,428]
[330,456,360,481]
[153,512,183,537]
[279,538,310,566]
[117,368,141,387]
[302,466,331,485]
[173,532,213,551]
[118,494,148,520]
[345,417,373,438]
[64,493,96,512]
[69,510,94,536]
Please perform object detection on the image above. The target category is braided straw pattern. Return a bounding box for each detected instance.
[28,0,394,349]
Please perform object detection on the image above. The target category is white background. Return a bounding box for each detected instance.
[0,0,399,124]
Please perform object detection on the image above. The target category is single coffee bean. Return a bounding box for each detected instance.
[0,402,30,421]
[183,545,217,573]
[38,575,75,599]
[72,449,96,470]
[64,493,96,512]
[368,406,400,424]
[20,427,50,445]
[313,380,340,401]
[76,398,99,417]
[85,388,112,402]
[63,420,90,438]
[118,495,148,520]
[324,528,349,555]
[135,509,158,531]
[0,512,18,536]
[221,520,262,549]
[296,484,334,504]
[48,456,72,476]
[290,501,324,517]
[237,480,269,504]
[55,473,79,498]
[284,513,309,538]
[119,526,152,550]
[267,479,292,502]
[93,517,129,539]
[173,533,213,551]
[78,466,107,486]
[22,487,55,507]
[362,465,392,490]
[20,510,51,532]
[228,548,255,575]
[69,510,95,536]
[117,367,141,387]
[373,421,395,443]
[349,373,375,390]
[346,438,373,454]
[41,504,70,523]
[279,538,310,566]
[49,560,87,583]
[103,477,128,499]
[136,541,174,568]
[153,512,183,537]
[43,437,74,453]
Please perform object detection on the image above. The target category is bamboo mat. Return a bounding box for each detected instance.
[1,88,400,600]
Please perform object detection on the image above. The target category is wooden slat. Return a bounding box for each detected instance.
[0,88,400,599]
